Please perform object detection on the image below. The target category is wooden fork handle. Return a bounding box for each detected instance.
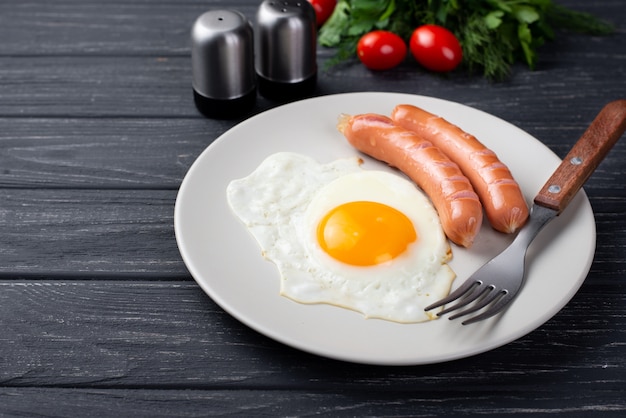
[534,100,626,213]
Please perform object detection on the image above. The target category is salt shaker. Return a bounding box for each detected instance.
[191,10,256,118]
[255,0,317,101]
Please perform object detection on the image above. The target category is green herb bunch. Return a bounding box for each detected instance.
[319,0,614,80]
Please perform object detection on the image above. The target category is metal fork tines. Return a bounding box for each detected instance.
[424,204,556,325]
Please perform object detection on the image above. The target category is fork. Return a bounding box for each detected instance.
[424,100,626,325]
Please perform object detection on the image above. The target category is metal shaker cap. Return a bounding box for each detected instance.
[191,10,256,118]
[255,0,317,100]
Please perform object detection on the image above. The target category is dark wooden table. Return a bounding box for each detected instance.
[1,1,625,416]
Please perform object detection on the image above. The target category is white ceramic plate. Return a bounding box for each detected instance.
[174,92,595,365]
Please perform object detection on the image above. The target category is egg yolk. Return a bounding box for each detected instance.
[317,201,417,266]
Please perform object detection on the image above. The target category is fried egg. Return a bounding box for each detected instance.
[226,152,455,323]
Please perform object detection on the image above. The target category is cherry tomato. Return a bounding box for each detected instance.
[356,30,407,71]
[308,0,337,27]
[409,24,463,72]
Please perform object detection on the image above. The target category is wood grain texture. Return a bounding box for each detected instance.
[0,118,230,188]
[0,282,624,385]
[0,175,623,277]
[0,50,623,119]
[0,189,185,276]
[0,282,624,416]
[0,0,625,416]
[0,1,257,56]
[0,386,624,417]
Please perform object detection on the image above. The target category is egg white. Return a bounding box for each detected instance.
[226,152,456,323]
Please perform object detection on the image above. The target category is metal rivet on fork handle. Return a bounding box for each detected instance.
[547,185,561,194]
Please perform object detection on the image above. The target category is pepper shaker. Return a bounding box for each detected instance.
[255,0,317,101]
[191,10,256,119]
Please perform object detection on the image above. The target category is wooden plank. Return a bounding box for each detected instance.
[0,182,624,276]
[0,1,258,56]
[0,118,231,189]
[0,52,624,119]
[0,0,620,57]
[0,151,624,275]
[0,189,186,276]
[1,386,625,417]
[0,55,288,118]
[0,281,624,388]
[6,150,619,276]
[0,56,196,118]
[0,116,624,189]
